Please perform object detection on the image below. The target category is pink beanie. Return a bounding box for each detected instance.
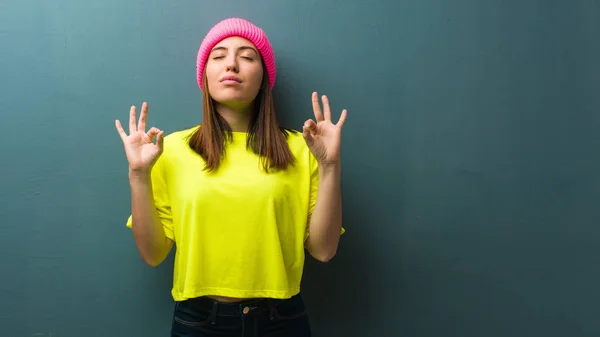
[196,18,276,91]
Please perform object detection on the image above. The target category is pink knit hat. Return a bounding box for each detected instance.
[196,18,276,91]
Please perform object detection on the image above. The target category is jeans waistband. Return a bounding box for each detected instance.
[184,294,299,317]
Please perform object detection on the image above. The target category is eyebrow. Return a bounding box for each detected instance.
[210,46,258,55]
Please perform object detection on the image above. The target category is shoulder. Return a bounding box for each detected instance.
[281,127,307,150]
[165,125,199,142]
[154,125,199,166]
[161,125,199,149]
[280,127,316,169]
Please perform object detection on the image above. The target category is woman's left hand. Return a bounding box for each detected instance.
[302,92,347,166]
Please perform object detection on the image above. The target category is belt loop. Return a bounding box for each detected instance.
[210,300,218,325]
[267,299,275,320]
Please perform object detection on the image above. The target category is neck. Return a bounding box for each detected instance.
[215,102,253,132]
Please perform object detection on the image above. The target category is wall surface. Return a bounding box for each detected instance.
[1,0,599,336]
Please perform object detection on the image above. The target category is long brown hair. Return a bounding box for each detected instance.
[187,68,296,173]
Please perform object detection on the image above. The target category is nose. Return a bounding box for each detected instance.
[225,55,238,72]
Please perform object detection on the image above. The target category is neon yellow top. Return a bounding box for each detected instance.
[126,126,343,301]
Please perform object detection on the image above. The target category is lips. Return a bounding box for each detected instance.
[220,75,242,83]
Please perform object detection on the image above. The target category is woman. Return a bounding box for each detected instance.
[115,17,346,336]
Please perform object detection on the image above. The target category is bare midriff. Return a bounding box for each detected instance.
[206,295,262,303]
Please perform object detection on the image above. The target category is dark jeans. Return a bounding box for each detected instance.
[171,293,312,337]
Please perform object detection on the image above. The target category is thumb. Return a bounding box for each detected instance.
[156,131,165,152]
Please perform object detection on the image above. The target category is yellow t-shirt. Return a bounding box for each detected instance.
[126,125,343,301]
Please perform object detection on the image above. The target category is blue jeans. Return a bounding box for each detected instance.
[170,293,312,337]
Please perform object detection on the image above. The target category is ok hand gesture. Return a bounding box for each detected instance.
[302,92,347,166]
[115,102,164,173]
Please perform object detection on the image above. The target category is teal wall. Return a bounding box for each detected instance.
[1,1,599,336]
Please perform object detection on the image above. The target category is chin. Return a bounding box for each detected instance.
[212,94,254,106]
[212,88,259,104]
[213,92,250,102]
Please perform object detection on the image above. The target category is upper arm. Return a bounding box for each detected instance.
[125,154,175,242]
[304,152,319,241]
[151,156,175,240]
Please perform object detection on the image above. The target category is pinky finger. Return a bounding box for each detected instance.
[115,120,127,141]
[337,109,348,128]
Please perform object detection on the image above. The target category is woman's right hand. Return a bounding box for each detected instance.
[115,102,164,174]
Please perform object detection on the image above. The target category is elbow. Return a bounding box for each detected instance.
[132,231,172,267]
[305,225,342,263]
[306,236,341,263]
[311,249,338,263]
[138,249,167,267]
[315,254,334,263]
[143,257,161,267]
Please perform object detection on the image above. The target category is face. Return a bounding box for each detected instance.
[205,36,264,107]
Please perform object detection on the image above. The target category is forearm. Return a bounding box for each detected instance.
[129,171,173,266]
[305,163,343,262]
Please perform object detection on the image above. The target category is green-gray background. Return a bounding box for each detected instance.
[1,1,599,336]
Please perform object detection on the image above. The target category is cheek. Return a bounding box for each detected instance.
[251,67,264,88]
[204,65,221,93]
[205,64,219,83]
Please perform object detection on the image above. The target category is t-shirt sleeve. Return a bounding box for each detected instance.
[307,152,319,222]
[304,152,345,242]
[125,154,175,241]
